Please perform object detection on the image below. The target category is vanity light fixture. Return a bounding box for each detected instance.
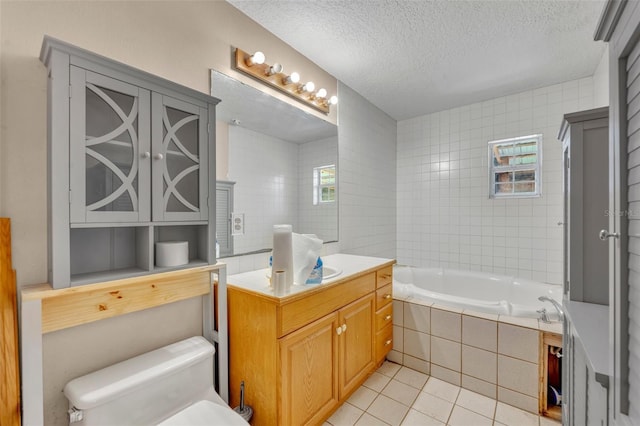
[234,47,336,114]
[246,51,265,66]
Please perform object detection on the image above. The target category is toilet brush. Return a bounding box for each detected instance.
[233,381,253,422]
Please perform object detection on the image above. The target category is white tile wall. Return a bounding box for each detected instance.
[396,77,597,284]
[228,126,298,254]
[227,127,340,272]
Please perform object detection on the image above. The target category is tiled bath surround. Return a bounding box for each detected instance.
[389,296,562,415]
[396,77,598,284]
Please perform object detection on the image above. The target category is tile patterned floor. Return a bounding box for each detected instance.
[324,362,561,426]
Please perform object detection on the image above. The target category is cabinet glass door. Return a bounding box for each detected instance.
[152,94,208,221]
[70,67,150,223]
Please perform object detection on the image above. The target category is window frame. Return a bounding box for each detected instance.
[313,164,336,205]
[488,134,542,199]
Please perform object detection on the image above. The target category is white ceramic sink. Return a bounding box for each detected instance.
[322,266,342,281]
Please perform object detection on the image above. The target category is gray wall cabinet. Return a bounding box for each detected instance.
[559,107,611,425]
[41,36,219,288]
[559,106,610,306]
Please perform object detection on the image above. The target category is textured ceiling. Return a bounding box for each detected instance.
[228,0,607,121]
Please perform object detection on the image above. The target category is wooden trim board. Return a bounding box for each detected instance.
[1,218,21,426]
[22,265,216,333]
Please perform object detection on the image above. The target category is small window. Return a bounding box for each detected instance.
[488,134,541,198]
[313,165,336,205]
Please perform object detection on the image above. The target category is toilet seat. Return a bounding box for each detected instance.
[158,400,248,425]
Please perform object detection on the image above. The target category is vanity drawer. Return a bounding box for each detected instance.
[278,272,375,337]
[375,284,393,310]
[376,303,393,331]
[376,266,393,288]
[375,324,393,361]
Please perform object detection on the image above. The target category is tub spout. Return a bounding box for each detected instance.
[538,296,564,322]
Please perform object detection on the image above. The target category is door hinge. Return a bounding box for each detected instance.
[208,123,211,134]
[69,190,72,204]
[68,85,73,98]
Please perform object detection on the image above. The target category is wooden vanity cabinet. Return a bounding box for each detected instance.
[375,266,394,362]
[228,264,393,425]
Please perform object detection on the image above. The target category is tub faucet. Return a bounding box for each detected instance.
[537,296,564,323]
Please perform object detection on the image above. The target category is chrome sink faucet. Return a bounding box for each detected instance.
[537,296,564,323]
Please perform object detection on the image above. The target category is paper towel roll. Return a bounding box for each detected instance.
[272,224,293,289]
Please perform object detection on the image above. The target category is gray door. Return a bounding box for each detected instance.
[151,93,208,222]
[69,67,151,223]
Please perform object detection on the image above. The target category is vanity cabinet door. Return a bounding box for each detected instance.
[151,93,208,222]
[69,67,151,224]
[338,294,375,399]
[279,312,340,426]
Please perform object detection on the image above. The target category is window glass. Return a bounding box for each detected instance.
[313,165,336,205]
[489,135,541,198]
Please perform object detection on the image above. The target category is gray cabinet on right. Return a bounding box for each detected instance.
[559,106,609,305]
[559,107,611,425]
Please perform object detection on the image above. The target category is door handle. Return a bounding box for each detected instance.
[599,229,619,241]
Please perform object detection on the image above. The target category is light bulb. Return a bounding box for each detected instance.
[266,63,283,76]
[316,88,327,99]
[283,72,300,85]
[302,81,315,93]
[247,51,265,66]
[329,95,338,105]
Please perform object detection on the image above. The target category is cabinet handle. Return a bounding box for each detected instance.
[342,324,347,332]
[384,315,392,321]
[154,153,164,160]
[141,151,150,159]
[383,294,392,300]
[385,339,392,346]
[336,327,342,336]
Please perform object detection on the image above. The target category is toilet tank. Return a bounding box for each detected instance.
[64,336,215,425]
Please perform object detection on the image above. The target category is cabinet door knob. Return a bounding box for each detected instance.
[141,151,150,159]
[341,324,347,332]
[383,294,392,300]
[336,327,342,336]
[154,153,164,160]
[384,315,392,321]
[599,229,619,241]
[385,339,392,346]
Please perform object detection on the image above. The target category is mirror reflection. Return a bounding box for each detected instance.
[211,70,338,257]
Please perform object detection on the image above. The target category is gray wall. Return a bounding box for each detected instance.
[337,82,397,259]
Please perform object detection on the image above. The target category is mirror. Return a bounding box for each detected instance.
[211,70,338,257]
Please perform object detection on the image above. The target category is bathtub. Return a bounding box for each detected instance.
[393,265,562,319]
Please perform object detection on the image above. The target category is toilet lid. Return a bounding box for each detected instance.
[158,400,248,425]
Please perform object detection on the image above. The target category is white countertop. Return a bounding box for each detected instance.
[228,253,395,298]
[564,300,611,387]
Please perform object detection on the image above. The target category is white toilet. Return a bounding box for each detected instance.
[63,336,248,425]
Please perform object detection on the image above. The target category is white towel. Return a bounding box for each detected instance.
[292,233,323,285]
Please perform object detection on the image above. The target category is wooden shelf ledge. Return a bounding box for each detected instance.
[21,265,221,333]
